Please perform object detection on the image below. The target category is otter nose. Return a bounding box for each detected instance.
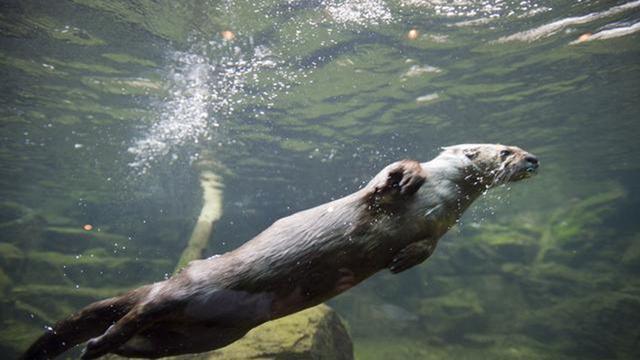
[525,155,539,168]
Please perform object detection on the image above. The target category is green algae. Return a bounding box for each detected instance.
[49,25,105,46]
[354,334,558,360]
[0,11,104,45]
[101,53,157,67]
[80,76,165,96]
[534,183,625,264]
[0,269,11,295]
[417,288,485,337]
[25,251,172,287]
[0,53,68,78]
[42,226,129,253]
[622,235,640,269]
[279,138,316,152]
[43,58,121,75]
[71,0,224,42]
[0,243,24,270]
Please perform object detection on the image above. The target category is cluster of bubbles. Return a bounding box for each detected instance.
[401,0,549,19]
[127,36,300,174]
[324,0,393,25]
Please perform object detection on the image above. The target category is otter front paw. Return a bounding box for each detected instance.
[389,241,435,274]
[368,160,427,208]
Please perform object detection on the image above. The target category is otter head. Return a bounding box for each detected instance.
[441,143,539,187]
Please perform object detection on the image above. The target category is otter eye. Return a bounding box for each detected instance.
[500,150,512,158]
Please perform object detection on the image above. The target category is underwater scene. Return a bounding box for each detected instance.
[1,0,639,359]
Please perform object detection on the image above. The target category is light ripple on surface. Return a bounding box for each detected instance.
[497,0,640,42]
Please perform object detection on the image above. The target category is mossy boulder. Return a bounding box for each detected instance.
[168,304,353,360]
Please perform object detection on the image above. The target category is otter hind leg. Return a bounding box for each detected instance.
[80,297,180,360]
[20,289,144,360]
[81,306,147,360]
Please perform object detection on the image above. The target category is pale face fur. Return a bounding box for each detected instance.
[438,143,539,188]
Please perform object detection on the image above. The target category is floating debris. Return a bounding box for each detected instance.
[83,224,93,231]
[402,64,441,79]
[575,33,592,43]
[570,22,640,44]
[416,93,439,104]
[221,30,235,41]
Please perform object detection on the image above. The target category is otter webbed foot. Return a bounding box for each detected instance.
[81,312,142,360]
[81,299,177,359]
[367,160,427,207]
[389,241,435,274]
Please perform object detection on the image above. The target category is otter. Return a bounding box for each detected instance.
[22,143,539,359]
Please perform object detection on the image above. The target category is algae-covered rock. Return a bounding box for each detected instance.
[169,304,353,360]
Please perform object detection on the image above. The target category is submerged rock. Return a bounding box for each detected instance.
[168,304,353,360]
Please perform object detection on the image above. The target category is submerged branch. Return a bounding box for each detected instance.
[174,170,224,272]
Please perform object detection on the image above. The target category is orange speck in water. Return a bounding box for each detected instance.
[407,29,419,40]
[221,30,235,41]
[577,33,592,43]
[83,224,93,231]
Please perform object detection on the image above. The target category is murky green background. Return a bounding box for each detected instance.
[1,0,639,359]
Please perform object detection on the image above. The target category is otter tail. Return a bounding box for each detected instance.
[21,288,147,360]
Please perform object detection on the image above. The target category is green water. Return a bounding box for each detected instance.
[1,0,639,359]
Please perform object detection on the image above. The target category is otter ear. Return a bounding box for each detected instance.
[463,148,479,160]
